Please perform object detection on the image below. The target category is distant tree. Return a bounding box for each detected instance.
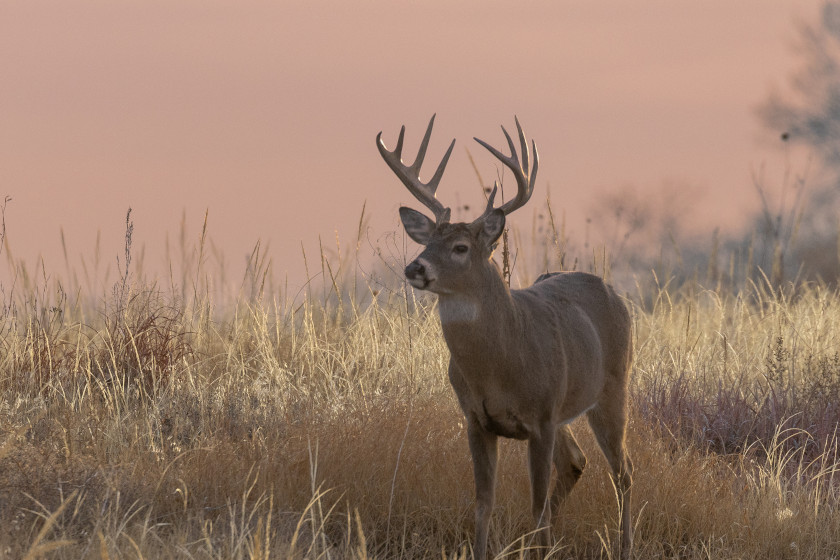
[760,3,840,171]
[756,2,840,284]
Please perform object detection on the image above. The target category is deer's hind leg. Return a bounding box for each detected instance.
[550,425,587,515]
[587,398,633,560]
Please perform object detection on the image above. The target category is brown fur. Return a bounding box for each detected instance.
[405,221,633,560]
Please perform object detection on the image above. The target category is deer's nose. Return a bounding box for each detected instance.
[405,261,425,280]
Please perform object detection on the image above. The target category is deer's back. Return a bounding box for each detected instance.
[518,271,632,385]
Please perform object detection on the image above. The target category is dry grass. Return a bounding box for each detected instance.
[2,235,840,559]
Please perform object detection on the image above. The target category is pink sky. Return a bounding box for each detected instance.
[0,1,823,294]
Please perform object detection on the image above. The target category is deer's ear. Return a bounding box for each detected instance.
[399,207,436,245]
[480,208,506,245]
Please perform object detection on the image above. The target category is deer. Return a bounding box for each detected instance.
[376,115,634,560]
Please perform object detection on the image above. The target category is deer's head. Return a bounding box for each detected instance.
[377,115,539,294]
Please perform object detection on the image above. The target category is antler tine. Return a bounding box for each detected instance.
[514,116,529,177]
[529,139,539,191]
[377,114,453,224]
[393,125,406,159]
[482,182,498,213]
[474,116,539,217]
[429,138,455,194]
[411,116,434,174]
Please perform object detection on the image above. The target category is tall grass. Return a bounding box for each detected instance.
[1,212,840,559]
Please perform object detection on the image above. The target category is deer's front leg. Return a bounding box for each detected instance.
[528,424,556,553]
[467,416,498,560]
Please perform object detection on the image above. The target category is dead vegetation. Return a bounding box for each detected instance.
[1,212,840,559]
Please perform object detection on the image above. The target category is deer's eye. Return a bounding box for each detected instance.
[453,244,469,255]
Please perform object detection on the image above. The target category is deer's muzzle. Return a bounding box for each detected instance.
[405,260,431,290]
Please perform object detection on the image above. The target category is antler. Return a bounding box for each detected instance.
[474,116,539,217]
[376,114,454,225]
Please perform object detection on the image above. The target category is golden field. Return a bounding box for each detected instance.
[1,220,839,559]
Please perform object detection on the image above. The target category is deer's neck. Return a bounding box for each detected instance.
[437,266,519,356]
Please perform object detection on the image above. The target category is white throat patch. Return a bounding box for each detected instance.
[438,298,479,324]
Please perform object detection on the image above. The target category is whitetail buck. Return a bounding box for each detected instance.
[376,116,634,560]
